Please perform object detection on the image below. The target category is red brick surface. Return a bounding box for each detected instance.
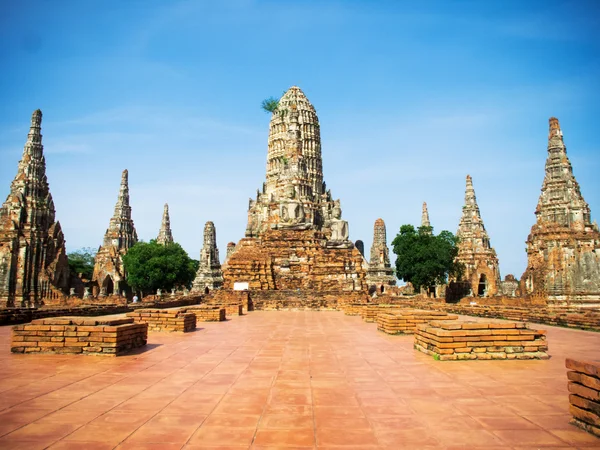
[0,311,598,448]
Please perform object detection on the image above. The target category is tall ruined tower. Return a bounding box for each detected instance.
[366,218,396,289]
[92,170,138,296]
[156,203,174,245]
[455,175,501,297]
[246,86,342,238]
[191,221,223,292]
[0,110,69,307]
[220,86,367,299]
[521,118,600,304]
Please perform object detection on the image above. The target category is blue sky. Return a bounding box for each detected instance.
[1,0,599,279]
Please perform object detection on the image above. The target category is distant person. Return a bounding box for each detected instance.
[133,294,139,303]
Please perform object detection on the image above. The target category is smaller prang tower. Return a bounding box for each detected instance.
[455,175,501,297]
[366,218,396,290]
[156,203,174,245]
[92,170,138,296]
[191,221,224,293]
[521,118,600,305]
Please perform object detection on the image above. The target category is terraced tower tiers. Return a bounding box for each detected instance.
[366,218,396,290]
[521,118,600,304]
[455,175,501,297]
[219,86,367,305]
[92,170,138,296]
[191,221,223,293]
[246,86,345,239]
[156,203,174,245]
[0,110,69,307]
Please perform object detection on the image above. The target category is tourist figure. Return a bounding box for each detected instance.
[133,294,139,303]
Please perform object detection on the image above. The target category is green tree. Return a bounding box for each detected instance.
[261,97,279,113]
[122,240,196,295]
[67,247,97,279]
[391,225,463,292]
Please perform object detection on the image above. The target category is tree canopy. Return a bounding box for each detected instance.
[122,240,196,295]
[391,225,462,292]
[67,247,97,279]
[261,97,279,113]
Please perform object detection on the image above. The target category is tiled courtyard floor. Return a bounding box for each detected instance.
[0,310,599,449]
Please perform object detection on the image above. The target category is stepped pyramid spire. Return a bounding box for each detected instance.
[366,218,396,289]
[535,117,591,230]
[0,110,69,306]
[156,203,174,245]
[522,118,600,303]
[92,170,138,296]
[421,202,431,233]
[191,221,223,293]
[246,86,349,242]
[455,175,500,297]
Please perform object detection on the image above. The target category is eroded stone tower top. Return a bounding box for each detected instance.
[421,202,431,229]
[265,86,323,201]
[246,86,349,242]
[156,203,174,245]
[535,117,591,231]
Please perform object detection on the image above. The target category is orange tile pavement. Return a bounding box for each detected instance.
[0,310,599,449]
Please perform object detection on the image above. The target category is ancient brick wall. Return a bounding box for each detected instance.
[377,310,458,335]
[566,358,600,437]
[11,317,147,355]
[182,306,226,322]
[415,320,548,360]
[126,309,196,332]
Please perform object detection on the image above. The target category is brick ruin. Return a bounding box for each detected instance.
[191,221,224,293]
[217,86,367,306]
[365,218,396,291]
[0,110,69,307]
[92,170,138,297]
[521,118,600,306]
[156,203,174,245]
[455,175,501,297]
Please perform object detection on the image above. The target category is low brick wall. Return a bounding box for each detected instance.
[343,303,367,316]
[414,320,548,361]
[407,299,600,332]
[361,304,413,322]
[181,306,226,322]
[11,317,147,356]
[207,303,243,316]
[377,310,458,335]
[566,358,600,437]
[126,309,196,332]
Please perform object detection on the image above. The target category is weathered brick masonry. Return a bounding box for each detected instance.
[566,358,600,437]
[126,308,196,332]
[181,305,226,322]
[377,310,458,335]
[415,320,548,361]
[11,316,147,356]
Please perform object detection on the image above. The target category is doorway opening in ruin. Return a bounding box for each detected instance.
[204,287,210,295]
[478,274,487,296]
[103,276,114,295]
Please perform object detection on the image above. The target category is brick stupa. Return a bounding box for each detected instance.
[521,118,600,305]
[219,86,367,306]
[455,175,501,297]
[0,110,69,307]
[92,170,138,297]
